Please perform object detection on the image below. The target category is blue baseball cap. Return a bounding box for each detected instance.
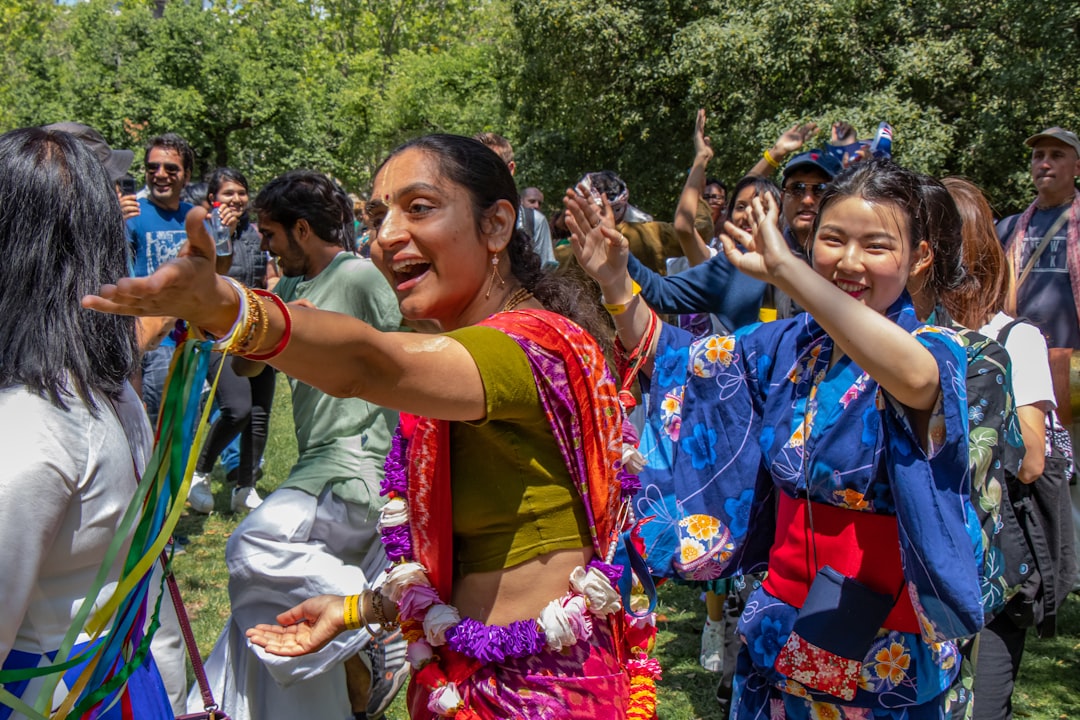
[782,150,843,182]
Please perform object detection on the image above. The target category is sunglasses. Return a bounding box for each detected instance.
[145,162,183,176]
[784,182,828,199]
[703,193,725,201]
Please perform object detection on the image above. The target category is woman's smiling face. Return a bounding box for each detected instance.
[367,147,498,329]
[812,195,926,314]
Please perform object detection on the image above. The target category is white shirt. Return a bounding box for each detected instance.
[980,311,1057,410]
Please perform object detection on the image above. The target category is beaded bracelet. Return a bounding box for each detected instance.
[243,289,293,361]
[370,590,400,629]
[343,594,363,631]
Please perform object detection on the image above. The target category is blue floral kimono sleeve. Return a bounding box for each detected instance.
[635,320,784,581]
[882,327,984,641]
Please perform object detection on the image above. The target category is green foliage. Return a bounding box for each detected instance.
[511,0,1080,215]
[1,0,1076,215]
[0,0,512,194]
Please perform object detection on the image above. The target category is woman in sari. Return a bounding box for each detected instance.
[566,160,984,719]
[84,135,657,719]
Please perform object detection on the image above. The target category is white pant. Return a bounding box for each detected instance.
[189,487,386,720]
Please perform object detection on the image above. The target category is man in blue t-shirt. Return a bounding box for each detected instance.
[127,133,194,276]
[126,133,195,422]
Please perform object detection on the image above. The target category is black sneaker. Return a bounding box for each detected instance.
[364,628,409,719]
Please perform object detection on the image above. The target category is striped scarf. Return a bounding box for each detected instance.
[1005,188,1080,338]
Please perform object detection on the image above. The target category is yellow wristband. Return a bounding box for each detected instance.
[763,149,781,169]
[343,594,362,631]
[602,280,642,316]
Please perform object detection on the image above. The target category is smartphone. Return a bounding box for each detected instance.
[118,175,138,196]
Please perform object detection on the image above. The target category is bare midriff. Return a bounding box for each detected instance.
[451,545,594,625]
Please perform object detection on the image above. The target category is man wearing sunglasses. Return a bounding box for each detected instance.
[779,151,841,254]
[126,133,196,423]
[127,133,195,277]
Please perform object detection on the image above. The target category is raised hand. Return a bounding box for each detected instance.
[563,185,628,291]
[246,594,347,657]
[694,108,714,164]
[719,193,798,284]
[772,122,819,159]
[82,206,239,336]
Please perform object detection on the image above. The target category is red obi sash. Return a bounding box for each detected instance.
[763,492,920,634]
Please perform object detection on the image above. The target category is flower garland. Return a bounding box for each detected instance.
[377,426,659,719]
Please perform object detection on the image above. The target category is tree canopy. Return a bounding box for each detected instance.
[2,0,1076,213]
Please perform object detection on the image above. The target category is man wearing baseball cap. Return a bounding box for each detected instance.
[991,124,1080,719]
[42,121,141,221]
[42,121,135,181]
[999,127,1080,353]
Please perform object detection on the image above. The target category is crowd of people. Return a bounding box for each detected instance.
[0,111,1077,720]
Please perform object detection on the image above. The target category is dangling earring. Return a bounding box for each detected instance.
[485,254,505,299]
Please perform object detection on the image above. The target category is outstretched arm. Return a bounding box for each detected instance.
[721,195,942,411]
[83,207,487,422]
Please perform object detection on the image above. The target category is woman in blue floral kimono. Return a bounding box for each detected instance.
[565,160,984,719]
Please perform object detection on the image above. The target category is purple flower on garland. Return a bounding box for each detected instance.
[618,468,641,498]
[587,559,624,586]
[446,617,545,663]
[502,620,545,658]
[447,618,498,663]
[381,430,409,496]
[380,523,412,561]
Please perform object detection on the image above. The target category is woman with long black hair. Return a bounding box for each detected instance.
[0,127,172,718]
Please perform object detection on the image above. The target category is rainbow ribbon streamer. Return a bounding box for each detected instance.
[0,338,225,718]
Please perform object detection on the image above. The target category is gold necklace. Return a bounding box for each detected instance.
[500,287,533,312]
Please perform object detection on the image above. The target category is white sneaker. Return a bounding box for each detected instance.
[700,617,724,672]
[231,485,263,513]
[187,472,214,514]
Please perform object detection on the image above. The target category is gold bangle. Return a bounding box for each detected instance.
[232,288,267,355]
[244,289,271,354]
[602,280,642,316]
[763,148,781,169]
[343,594,362,631]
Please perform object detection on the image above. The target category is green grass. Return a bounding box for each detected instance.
[172,375,1080,719]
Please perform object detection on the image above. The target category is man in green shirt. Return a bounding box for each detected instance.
[195,171,407,720]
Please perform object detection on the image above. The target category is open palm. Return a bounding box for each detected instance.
[246,594,346,657]
[719,193,798,284]
[82,206,232,333]
[563,186,627,289]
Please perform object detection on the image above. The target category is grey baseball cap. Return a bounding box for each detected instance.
[42,121,135,181]
[1024,126,1080,156]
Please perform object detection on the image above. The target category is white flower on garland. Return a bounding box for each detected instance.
[427,683,463,717]
[539,594,593,652]
[382,562,431,604]
[377,496,409,529]
[423,603,461,646]
[569,566,622,616]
